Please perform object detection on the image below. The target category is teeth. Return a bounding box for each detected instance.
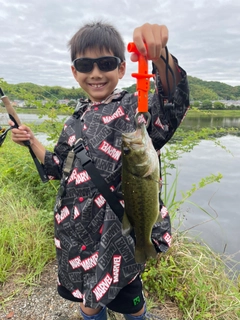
[91,84,104,88]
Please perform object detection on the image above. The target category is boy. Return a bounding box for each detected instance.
[10,21,189,320]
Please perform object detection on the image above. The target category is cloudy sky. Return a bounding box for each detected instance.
[0,0,239,91]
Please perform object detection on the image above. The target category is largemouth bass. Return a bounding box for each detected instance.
[121,121,162,263]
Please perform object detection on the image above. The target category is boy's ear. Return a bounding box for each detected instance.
[71,65,78,81]
[118,61,126,79]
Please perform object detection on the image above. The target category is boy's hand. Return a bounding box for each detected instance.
[9,120,34,146]
[131,23,168,62]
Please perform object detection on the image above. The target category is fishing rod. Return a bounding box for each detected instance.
[0,87,49,183]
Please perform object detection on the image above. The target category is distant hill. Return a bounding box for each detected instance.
[187,76,240,101]
[123,76,240,101]
[0,81,88,101]
[1,76,240,102]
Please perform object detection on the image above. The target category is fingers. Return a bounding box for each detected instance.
[11,129,31,143]
[8,120,32,144]
[132,23,168,61]
[9,120,16,127]
[130,52,139,62]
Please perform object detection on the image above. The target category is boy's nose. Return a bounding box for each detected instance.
[90,63,103,77]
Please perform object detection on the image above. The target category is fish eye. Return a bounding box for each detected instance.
[123,147,130,155]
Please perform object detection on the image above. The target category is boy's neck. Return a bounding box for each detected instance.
[89,88,121,105]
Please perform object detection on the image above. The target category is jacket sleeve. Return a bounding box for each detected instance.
[151,201,172,253]
[148,56,189,253]
[148,55,190,150]
[43,116,76,180]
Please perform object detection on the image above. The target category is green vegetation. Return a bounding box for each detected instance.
[187,109,240,118]
[188,76,240,101]
[0,79,87,101]
[0,137,58,287]
[143,237,240,319]
[124,76,240,101]
[1,76,240,103]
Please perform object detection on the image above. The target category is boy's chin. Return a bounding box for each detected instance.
[89,91,113,103]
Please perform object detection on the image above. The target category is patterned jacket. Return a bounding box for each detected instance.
[43,59,189,308]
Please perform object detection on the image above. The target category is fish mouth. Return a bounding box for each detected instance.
[122,126,145,145]
[122,126,144,141]
[122,137,144,151]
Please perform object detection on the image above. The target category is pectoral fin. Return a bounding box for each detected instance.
[122,212,133,236]
[156,212,163,223]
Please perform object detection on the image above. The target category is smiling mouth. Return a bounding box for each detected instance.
[89,83,106,88]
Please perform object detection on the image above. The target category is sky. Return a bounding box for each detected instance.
[0,0,240,91]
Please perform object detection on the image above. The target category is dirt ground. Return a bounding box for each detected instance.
[0,261,182,320]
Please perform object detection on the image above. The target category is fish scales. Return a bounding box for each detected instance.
[121,122,161,263]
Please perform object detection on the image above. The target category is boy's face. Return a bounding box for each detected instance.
[71,48,126,103]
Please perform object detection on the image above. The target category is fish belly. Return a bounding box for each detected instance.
[122,171,159,263]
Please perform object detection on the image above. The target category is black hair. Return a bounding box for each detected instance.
[68,21,125,62]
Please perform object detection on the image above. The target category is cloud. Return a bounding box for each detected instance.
[0,0,240,90]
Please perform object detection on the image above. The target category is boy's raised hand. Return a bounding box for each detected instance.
[131,23,168,62]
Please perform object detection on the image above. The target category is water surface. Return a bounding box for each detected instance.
[166,135,240,266]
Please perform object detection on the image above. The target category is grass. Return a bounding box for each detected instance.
[0,137,57,287]
[142,233,240,319]
[0,193,55,285]
[187,109,240,117]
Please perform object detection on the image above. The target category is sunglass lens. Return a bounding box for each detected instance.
[75,59,92,73]
[98,57,118,72]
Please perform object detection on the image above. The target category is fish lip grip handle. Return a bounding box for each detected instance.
[127,42,153,113]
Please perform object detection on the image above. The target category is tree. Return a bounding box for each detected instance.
[193,101,200,108]
[201,100,212,110]
[213,101,225,110]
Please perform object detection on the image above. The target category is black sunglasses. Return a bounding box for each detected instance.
[73,56,122,73]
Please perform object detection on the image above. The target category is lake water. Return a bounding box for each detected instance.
[0,112,66,125]
[1,112,240,267]
[167,135,240,266]
[169,115,240,268]
[182,114,240,130]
